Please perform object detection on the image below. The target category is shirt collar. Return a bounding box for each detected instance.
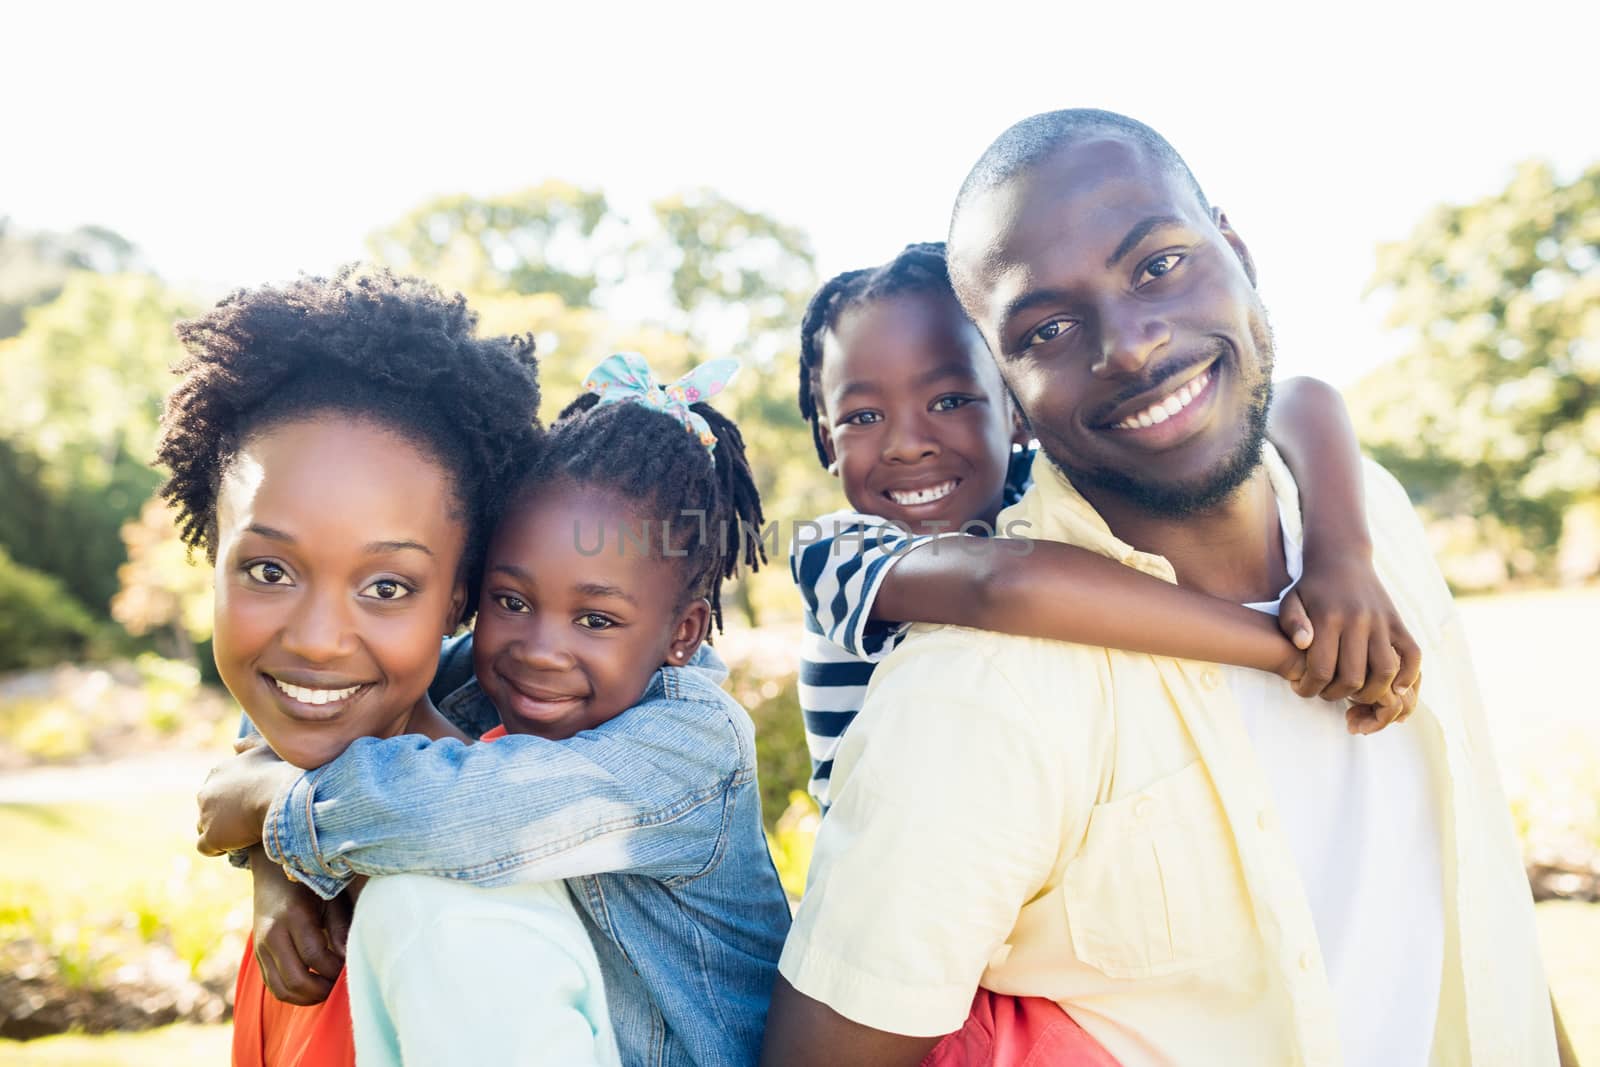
[1004,441,1304,583]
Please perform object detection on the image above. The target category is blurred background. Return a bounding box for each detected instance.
[1,0,1595,1061]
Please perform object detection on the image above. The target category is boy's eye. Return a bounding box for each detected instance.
[839,410,882,427]
[495,594,530,614]
[931,395,974,413]
[1023,319,1074,347]
[361,578,413,601]
[576,613,615,631]
[246,561,292,586]
[1139,252,1185,283]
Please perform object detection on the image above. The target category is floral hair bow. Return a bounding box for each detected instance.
[582,352,740,455]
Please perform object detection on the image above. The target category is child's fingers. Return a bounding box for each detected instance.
[257,926,334,1006]
[1295,618,1340,698]
[1392,625,1423,697]
[1279,591,1314,650]
[1351,635,1402,707]
[1321,619,1371,702]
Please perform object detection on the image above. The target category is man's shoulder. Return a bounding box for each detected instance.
[864,624,1110,728]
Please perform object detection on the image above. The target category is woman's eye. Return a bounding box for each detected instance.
[246,561,291,586]
[1024,319,1073,347]
[931,395,973,413]
[361,579,412,601]
[495,594,529,614]
[577,613,615,631]
[840,410,881,426]
[1140,253,1185,282]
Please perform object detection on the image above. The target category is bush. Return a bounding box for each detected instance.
[0,546,108,672]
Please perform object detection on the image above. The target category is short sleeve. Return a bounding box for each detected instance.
[789,511,957,663]
[778,629,1083,1036]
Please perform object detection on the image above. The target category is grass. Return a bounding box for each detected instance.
[0,1023,230,1065]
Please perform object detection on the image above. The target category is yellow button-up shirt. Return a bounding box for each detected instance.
[778,448,1556,1066]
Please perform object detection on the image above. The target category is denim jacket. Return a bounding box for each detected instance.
[261,638,792,1067]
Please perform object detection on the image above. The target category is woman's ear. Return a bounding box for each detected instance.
[665,598,713,666]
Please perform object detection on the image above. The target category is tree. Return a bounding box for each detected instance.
[367,182,615,308]
[0,271,193,611]
[0,219,143,340]
[1349,159,1600,589]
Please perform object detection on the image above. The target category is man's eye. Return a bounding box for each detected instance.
[246,561,292,586]
[495,594,529,613]
[931,396,973,413]
[1140,253,1185,282]
[1024,319,1073,347]
[577,613,615,631]
[840,410,881,426]
[361,579,413,601]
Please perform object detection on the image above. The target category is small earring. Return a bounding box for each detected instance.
[826,460,839,476]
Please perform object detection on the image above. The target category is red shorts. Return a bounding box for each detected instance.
[920,991,1120,1067]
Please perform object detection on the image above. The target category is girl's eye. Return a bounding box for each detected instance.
[246,561,292,586]
[931,395,974,413]
[1139,252,1185,283]
[495,594,530,614]
[1023,319,1074,347]
[576,613,615,631]
[839,410,882,427]
[361,578,413,601]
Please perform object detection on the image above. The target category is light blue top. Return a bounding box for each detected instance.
[347,872,620,1066]
[262,638,791,1067]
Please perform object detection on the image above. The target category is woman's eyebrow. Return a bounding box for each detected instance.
[363,539,433,557]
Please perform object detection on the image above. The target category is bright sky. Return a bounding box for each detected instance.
[5,0,1594,386]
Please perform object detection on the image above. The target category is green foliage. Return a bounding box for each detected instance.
[367,182,613,307]
[0,272,190,613]
[0,546,106,673]
[0,219,143,341]
[1350,159,1600,588]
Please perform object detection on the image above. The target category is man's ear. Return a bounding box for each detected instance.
[1214,208,1257,288]
[665,598,713,666]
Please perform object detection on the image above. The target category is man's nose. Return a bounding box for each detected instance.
[1091,306,1171,379]
[279,588,358,664]
[881,414,941,464]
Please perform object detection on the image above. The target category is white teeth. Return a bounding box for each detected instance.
[1116,370,1212,430]
[888,480,957,506]
[273,678,361,705]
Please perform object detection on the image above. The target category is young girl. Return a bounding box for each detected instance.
[792,241,1421,809]
[159,269,618,1065]
[194,353,793,1067]
[784,242,1423,1066]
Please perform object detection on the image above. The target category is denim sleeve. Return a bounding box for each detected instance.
[261,696,745,900]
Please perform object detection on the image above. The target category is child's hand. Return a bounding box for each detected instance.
[196,737,301,856]
[248,845,349,1005]
[1278,553,1422,732]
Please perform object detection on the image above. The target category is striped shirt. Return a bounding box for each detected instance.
[790,449,1035,808]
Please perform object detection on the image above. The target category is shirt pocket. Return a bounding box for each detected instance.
[1060,758,1253,980]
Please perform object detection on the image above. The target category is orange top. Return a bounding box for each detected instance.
[232,937,355,1067]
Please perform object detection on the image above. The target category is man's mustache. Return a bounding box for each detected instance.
[1085,340,1228,426]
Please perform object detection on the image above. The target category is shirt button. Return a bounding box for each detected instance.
[1133,797,1152,819]
[1298,951,1314,973]
[1257,809,1272,832]
[1200,668,1222,690]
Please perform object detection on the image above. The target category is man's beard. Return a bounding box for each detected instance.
[1043,318,1277,518]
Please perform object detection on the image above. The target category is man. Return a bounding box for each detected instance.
[762,110,1565,1066]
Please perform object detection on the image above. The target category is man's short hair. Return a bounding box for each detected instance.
[950,108,1210,237]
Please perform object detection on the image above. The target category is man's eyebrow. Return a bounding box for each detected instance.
[575,581,637,606]
[1106,215,1187,269]
[364,539,433,557]
[997,288,1073,340]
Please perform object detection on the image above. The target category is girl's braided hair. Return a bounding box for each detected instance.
[521,388,764,634]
